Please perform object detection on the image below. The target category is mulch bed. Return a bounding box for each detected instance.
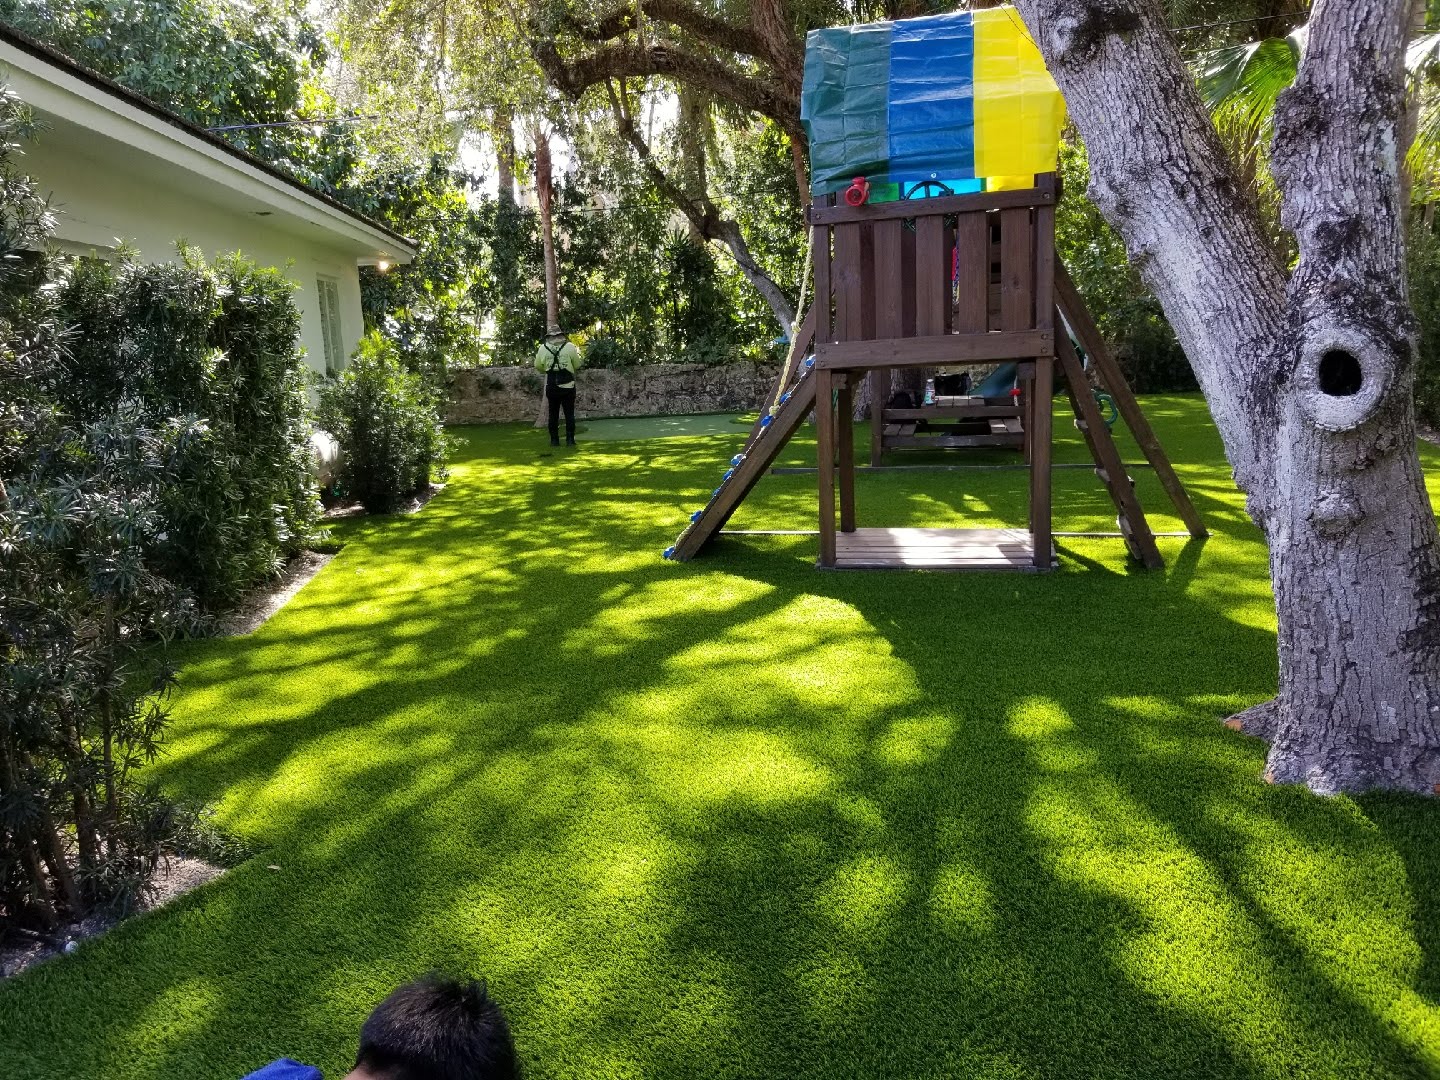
[0,857,225,979]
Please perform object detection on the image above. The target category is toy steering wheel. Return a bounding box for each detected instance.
[901,180,956,200]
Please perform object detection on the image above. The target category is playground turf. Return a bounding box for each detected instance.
[1,394,1438,1079]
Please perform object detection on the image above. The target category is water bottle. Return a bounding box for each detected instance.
[924,378,935,406]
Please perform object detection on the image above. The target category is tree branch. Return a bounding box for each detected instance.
[605,81,795,334]
[533,39,801,138]
[607,81,712,233]
[566,0,767,59]
[749,0,802,93]
[1271,0,1415,434]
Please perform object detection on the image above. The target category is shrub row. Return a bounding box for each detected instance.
[1,241,321,928]
[50,251,322,607]
[0,82,320,928]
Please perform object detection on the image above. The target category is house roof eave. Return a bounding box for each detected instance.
[0,23,418,260]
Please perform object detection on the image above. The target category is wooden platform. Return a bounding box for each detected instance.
[829,527,1055,570]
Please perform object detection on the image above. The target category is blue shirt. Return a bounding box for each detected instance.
[242,1060,323,1080]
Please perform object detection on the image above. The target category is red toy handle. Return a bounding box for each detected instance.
[844,177,871,207]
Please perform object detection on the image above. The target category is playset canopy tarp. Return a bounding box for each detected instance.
[800,7,1066,196]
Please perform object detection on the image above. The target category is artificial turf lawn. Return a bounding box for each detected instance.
[1,393,1439,1080]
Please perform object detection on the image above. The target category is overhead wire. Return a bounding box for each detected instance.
[209,115,381,132]
[1168,9,1310,35]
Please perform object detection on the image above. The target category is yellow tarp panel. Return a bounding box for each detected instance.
[973,6,1067,188]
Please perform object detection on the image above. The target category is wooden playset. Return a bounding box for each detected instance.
[666,7,1205,570]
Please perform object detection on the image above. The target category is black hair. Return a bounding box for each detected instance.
[355,975,519,1080]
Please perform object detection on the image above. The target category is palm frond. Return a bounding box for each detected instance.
[1195,28,1304,125]
[1408,82,1440,201]
[1408,30,1440,74]
[1194,22,1440,207]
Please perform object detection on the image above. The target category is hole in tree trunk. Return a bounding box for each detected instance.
[1318,350,1363,397]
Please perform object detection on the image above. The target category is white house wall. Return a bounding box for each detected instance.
[22,132,365,376]
[0,41,413,379]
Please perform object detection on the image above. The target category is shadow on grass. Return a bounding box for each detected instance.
[1,396,1437,1080]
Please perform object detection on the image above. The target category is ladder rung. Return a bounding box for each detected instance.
[1095,468,1135,488]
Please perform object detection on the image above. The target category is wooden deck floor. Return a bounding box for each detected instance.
[830,527,1053,570]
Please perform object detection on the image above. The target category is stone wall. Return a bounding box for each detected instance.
[445,362,782,424]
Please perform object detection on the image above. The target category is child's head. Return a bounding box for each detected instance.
[345,975,518,1080]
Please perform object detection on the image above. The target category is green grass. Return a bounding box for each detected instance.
[569,413,748,441]
[2,394,1438,1079]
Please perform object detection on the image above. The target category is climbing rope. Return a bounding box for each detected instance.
[767,227,816,416]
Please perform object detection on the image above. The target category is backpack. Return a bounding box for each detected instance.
[543,342,575,387]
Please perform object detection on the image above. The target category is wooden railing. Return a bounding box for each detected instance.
[808,173,1057,369]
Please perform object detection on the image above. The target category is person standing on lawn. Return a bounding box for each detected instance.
[534,324,581,447]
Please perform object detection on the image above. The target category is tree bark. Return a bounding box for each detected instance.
[790,133,811,208]
[534,38,801,141]
[37,802,80,917]
[534,125,560,429]
[1013,0,1440,794]
[750,0,802,95]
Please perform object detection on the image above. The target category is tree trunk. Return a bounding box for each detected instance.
[534,126,560,330]
[713,220,796,333]
[100,596,119,856]
[37,802,80,917]
[790,133,811,208]
[533,126,560,429]
[850,370,873,422]
[678,86,710,244]
[1013,0,1440,794]
[494,108,516,205]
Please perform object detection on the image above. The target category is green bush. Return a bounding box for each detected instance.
[580,333,626,370]
[0,85,302,931]
[49,250,321,609]
[1,409,204,928]
[319,332,448,513]
[662,232,743,364]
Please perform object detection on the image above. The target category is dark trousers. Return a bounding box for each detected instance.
[546,380,576,443]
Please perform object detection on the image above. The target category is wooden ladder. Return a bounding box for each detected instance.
[1055,262,1208,540]
[1054,320,1163,569]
